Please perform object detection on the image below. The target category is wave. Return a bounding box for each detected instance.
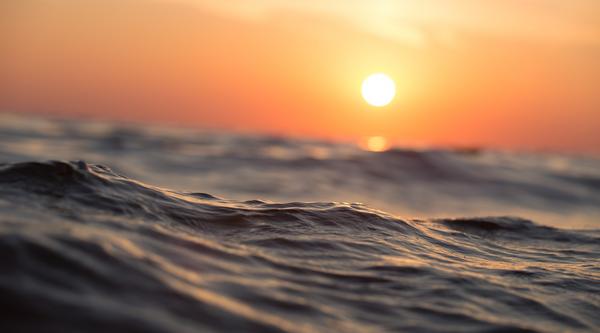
[2,114,600,229]
[0,160,598,332]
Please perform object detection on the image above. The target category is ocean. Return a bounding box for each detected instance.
[0,113,598,332]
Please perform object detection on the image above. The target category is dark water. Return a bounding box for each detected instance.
[0,114,599,332]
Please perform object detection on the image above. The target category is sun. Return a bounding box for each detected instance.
[361,73,396,107]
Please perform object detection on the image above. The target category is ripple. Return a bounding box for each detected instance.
[0,160,598,332]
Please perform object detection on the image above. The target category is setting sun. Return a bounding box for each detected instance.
[361,73,396,107]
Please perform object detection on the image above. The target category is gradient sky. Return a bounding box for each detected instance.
[2,0,599,153]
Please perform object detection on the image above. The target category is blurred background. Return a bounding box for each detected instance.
[2,0,600,153]
[1,1,600,228]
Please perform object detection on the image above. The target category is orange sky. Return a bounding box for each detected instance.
[1,0,599,153]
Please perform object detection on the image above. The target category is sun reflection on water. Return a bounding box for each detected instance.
[362,136,389,152]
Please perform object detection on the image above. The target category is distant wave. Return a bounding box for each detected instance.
[1,113,599,229]
[0,160,598,332]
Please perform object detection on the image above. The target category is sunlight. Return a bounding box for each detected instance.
[361,73,395,107]
[364,136,389,152]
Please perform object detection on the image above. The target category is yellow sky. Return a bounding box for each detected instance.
[1,0,599,152]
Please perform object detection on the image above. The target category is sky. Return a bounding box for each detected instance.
[1,0,599,153]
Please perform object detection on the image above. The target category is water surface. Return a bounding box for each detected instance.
[0,114,598,332]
